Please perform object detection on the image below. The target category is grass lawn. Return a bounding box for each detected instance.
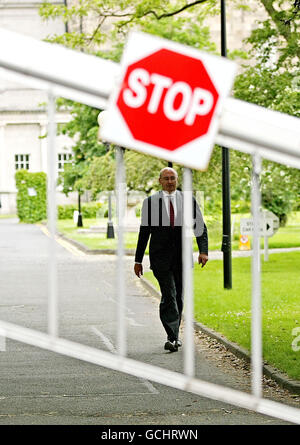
[0,214,17,219]
[57,218,140,251]
[56,211,300,252]
[144,251,300,381]
[207,211,300,251]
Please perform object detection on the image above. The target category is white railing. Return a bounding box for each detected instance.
[0,28,299,425]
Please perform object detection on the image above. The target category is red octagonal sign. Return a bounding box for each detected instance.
[101,32,236,170]
[116,48,219,151]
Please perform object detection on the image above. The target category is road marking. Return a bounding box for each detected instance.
[91,326,115,353]
[102,295,144,327]
[91,326,159,394]
[37,224,85,257]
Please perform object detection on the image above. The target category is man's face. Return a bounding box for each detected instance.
[159,169,178,193]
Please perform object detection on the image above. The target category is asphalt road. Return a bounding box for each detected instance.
[0,218,295,425]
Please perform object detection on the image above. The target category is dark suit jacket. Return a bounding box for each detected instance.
[135,190,208,272]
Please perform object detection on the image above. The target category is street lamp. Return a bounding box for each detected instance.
[98,111,115,239]
[77,190,83,227]
[220,0,232,289]
[106,190,115,239]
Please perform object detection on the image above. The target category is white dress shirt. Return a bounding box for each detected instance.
[162,190,177,218]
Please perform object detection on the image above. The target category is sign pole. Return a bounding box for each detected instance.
[263,210,269,261]
[251,153,262,399]
[221,0,232,289]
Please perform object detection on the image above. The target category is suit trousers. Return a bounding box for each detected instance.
[153,265,183,342]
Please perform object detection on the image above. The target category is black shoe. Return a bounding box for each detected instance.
[164,340,178,352]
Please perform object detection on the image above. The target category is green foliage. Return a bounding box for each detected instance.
[261,162,300,225]
[232,0,300,222]
[138,12,217,53]
[82,150,116,198]
[57,202,102,219]
[15,170,47,223]
[234,66,300,117]
[57,161,89,196]
[39,0,300,219]
[57,101,107,164]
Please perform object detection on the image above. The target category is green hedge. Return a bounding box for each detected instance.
[57,202,102,219]
[15,170,47,223]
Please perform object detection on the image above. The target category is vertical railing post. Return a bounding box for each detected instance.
[47,90,58,338]
[115,146,127,357]
[182,168,194,378]
[251,153,262,399]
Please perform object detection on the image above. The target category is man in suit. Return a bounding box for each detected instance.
[134,167,208,352]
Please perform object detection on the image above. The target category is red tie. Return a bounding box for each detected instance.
[169,198,174,228]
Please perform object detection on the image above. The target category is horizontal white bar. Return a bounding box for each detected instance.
[0,27,118,108]
[217,98,300,168]
[216,132,300,170]
[0,67,108,110]
[0,320,299,425]
[1,27,299,167]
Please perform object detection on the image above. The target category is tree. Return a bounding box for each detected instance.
[258,0,300,62]
[233,0,300,223]
[40,0,300,220]
[41,0,219,199]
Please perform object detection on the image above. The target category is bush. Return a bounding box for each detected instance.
[57,202,102,219]
[232,200,251,214]
[57,204,77,220]
[15,170,47,223]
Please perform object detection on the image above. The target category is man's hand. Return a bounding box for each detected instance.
[198,253,208,268]
[134,263,143,278]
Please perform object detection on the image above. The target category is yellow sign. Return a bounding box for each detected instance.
[239,234,250,250]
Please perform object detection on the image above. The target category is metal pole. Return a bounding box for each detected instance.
[107,190,115,238]
[63,0,69,33]
[182,168,195,378]
[263,210,269,261]
[251,153,262,399]
[115,146,126,357]
[220,0,232,289]
[77,192,83,227]
[47,90,58,338]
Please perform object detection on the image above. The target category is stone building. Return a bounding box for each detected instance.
[0,0,75,214]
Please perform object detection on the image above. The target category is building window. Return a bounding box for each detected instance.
[15,154,30,170]
[58,153,73,172]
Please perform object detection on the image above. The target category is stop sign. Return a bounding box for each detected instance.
[117,48,219,151]
[101,32,236,170]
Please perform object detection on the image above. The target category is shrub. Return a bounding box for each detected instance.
[57,202,102,219]
[15,170,47,223]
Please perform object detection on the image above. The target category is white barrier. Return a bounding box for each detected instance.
[0,27,299,425]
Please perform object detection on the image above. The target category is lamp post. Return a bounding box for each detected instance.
[107,190,115,238]
[220,0,232,289]
[77,191,83,227]
[98,111,115,238]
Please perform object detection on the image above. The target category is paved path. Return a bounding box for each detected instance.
[0,218,298,425]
